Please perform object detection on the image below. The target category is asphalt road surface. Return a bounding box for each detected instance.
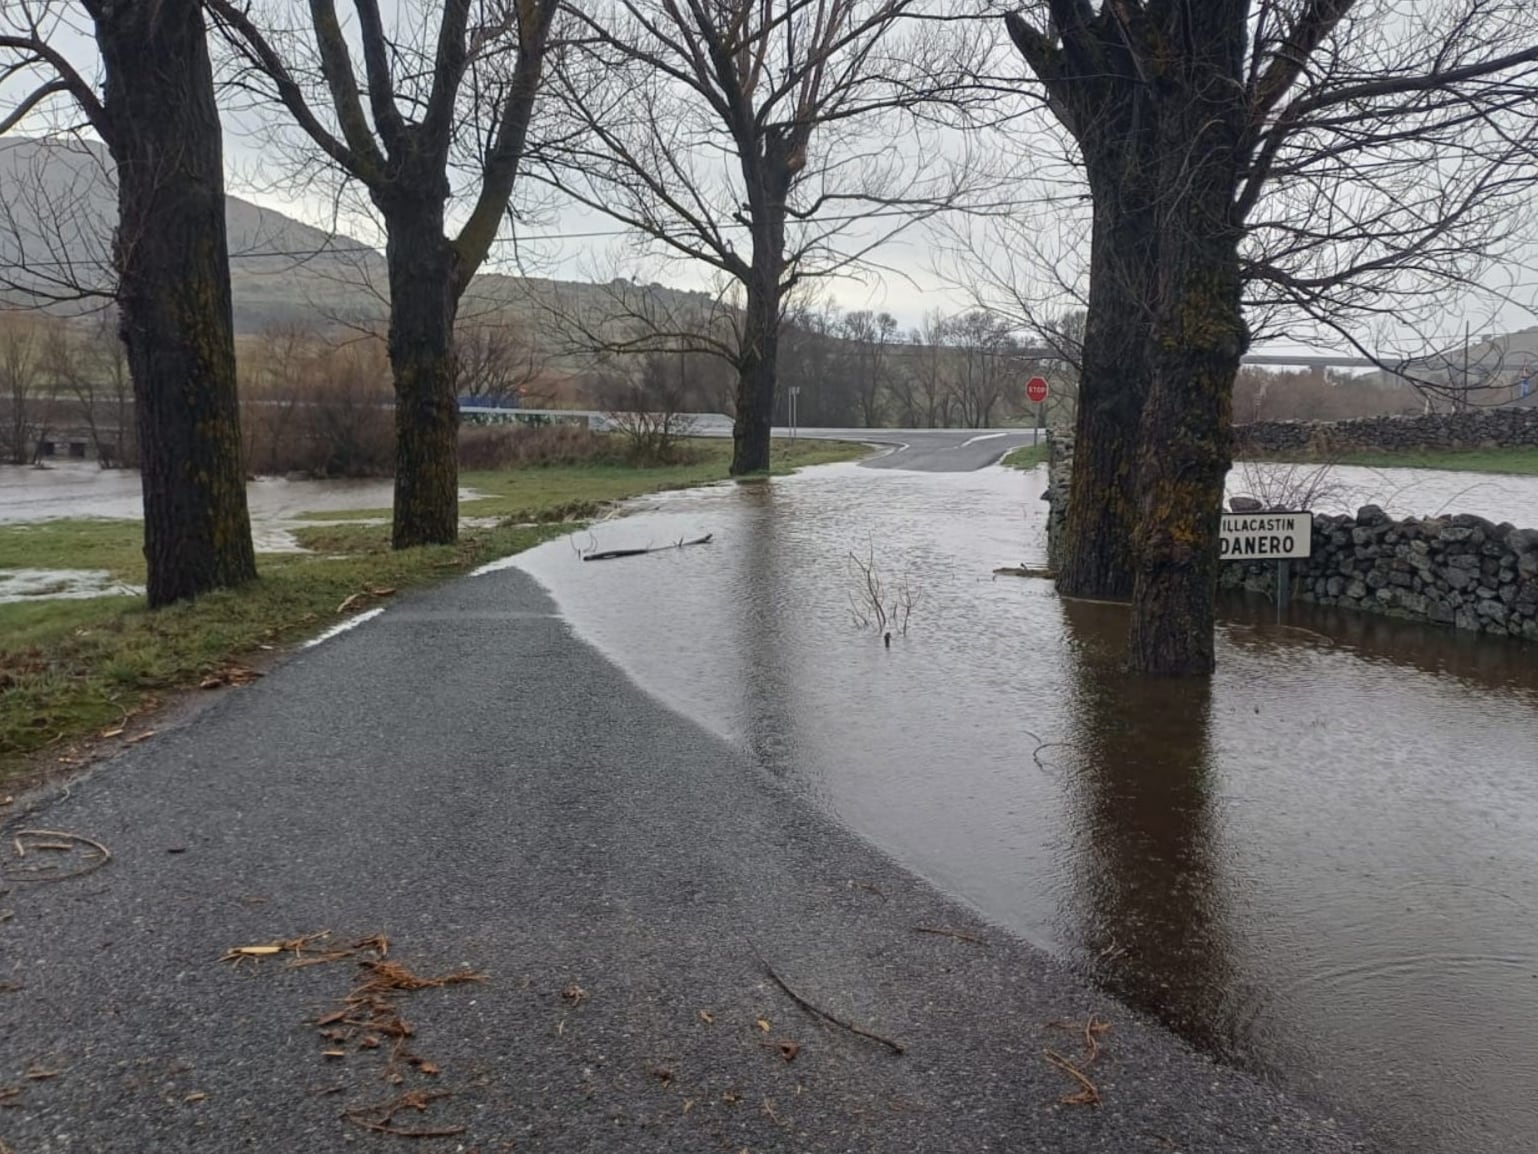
[798,427,1041,472]
[692,422,1042,472]
[0,544,1368,1152]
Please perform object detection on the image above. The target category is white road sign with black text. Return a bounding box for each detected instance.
[1220,511,1314,560]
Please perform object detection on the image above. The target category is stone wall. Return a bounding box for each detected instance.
[1238,405,1538,455]
[1042,430,1538,642]
[1223,507,1538,641]
[1044,431,1073,572]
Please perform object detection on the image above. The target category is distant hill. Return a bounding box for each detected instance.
[0,137,712,342]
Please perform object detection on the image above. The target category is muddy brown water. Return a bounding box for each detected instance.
[511,463,1538,1154]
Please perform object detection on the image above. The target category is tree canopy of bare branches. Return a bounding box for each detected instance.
[208,0,562,547]
[1002,0,1538,674]
[541,0,986,473]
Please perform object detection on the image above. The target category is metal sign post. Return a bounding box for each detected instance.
[788,386,800,440]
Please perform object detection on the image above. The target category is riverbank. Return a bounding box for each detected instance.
[0,556,1370,1153]
[0,438,864,788]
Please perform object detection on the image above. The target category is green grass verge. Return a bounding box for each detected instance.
[0,519,148,581]
[0,522,567,784]
[1000,442,1050,470]
[0,440,865,786]
[298,437,869,523]
[1282,447,1538,475]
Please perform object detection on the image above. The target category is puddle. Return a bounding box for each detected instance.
[0,568,144,604]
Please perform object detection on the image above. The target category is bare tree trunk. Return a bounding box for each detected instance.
[1058,171,1155,600]
[96,0,256,606]
[1127,6,1249,677]
[732,267,780,474]
[382,201,460,548]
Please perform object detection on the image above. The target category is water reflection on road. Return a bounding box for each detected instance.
[514,463,1538,1154]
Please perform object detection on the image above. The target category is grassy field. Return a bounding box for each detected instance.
[1001,442,1050,470]
[1279,447,1538,475]
[0,438,867,787]
[299,437,867,522]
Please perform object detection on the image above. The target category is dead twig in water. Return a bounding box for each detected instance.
[583,533,712,562]
[912,926,989,947]
[760,960,905,1055]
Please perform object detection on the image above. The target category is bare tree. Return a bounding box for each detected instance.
[1003,0,1538,674]
[542,0,983,474]
[946,309,1023,428]
[840,309,898,427]
[454,314,546,404]
[598,352,701,464]
[0,314,43,464]
[209,0,562,547]
[41,315,133,467]
[778,299,852,425]
[2,0,257,606]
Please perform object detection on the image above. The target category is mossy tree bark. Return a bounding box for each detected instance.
[379,188,460,548]
[94,0,256,607]
[1127,3,1251,677]
[1006,10,1158,601]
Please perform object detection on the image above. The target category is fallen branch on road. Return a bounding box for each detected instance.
[582,533,713,562]
[3,830,111,883]
[760,958,905,1055]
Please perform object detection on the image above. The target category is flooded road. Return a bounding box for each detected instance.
[512,463,1538,1154]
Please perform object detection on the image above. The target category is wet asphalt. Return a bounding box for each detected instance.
[0,473,1368,1154]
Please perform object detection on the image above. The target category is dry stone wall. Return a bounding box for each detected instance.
[1238,405,1538,455]
[1042,430,1538,643]
[1222,507,1538,642]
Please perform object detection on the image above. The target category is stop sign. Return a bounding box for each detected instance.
[1026,376,1049,404]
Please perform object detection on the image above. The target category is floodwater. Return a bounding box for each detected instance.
[512,462,1538,1154]
[0,462,483,552]
[0,567,143,604]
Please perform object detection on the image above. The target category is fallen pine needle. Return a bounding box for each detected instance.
[1043,1049,1100,1106]
[760,959,905,1055]
[356,960,486,992]
[342,1090,461,1138]
[912,926,988,947]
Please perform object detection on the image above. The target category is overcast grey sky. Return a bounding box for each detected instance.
[3,0,1536,358]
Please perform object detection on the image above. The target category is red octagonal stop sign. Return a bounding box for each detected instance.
[1026,376,1049,404]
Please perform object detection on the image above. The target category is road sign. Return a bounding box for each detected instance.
[1026,376,1049,404]
[1220,511,1313,560]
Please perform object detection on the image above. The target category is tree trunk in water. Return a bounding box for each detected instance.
[1127,6,1250,677]
[384,205,461,548]
[1057,173,1156,600]
[95,0,256,607]
[731,267,781,474]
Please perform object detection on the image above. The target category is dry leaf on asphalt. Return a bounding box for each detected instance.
[755,1018,771,1033]
[778,1041,800,1063]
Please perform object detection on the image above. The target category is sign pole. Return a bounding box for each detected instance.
[1277,558,1291,620]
